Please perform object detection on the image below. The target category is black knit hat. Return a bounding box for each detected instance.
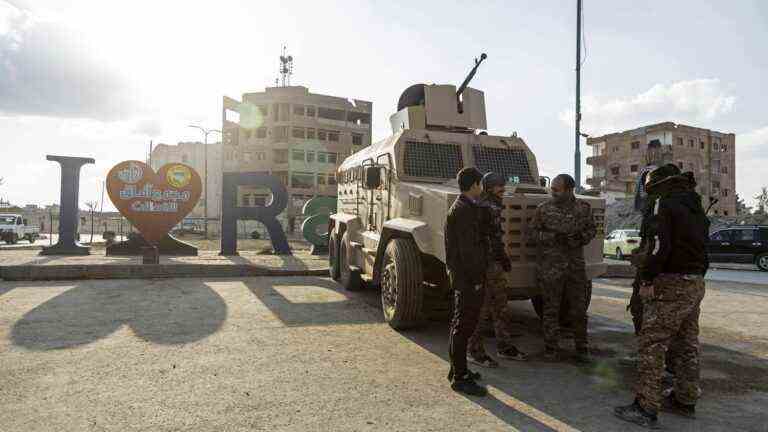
[645,163,682,192]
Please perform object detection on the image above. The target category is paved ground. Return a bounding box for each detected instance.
[1,276,767,431]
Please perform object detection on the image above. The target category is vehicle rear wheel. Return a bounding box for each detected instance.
[381,238,424,329]
[339,232,361,291]
[757,253,768,272]
[616,247,624,260]
[328,230,341,281]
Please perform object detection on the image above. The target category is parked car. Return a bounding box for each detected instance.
[603,229,641,260]
[708,226,768,271]
[0,213,40,244]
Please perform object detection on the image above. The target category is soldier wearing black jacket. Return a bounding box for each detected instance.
[615,164,710,429]
[445,167,488,397]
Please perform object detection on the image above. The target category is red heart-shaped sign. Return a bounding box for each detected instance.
[106,160,202,244]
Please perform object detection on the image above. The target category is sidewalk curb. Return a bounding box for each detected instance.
[0,264,329,281]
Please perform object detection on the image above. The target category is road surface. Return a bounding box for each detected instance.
[1,276,766,431]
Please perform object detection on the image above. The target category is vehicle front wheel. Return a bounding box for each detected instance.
[328,230,341,281]
[616,247,624,260]
[757,253,768,272]
[380,238,424,330]
[339,232,361,291]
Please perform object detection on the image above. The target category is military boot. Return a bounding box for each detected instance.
[614,400,660,429]
[662,392,696,419]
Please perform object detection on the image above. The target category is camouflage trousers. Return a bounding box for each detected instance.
[636,273,705,413]
[539,260,589,351]
[468,262,518,357]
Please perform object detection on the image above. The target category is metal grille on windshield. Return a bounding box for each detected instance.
[473,147,534,184]
[403,141,463,179]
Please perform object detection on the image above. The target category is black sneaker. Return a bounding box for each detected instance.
[498,346,528,361]
[662,392,696,419]
[451,376,488,397]
[468,354,499,368]
[614,401,660,429]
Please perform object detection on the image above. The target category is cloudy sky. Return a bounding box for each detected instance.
[0,0,766,211]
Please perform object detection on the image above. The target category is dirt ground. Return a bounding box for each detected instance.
[1,276,767,431]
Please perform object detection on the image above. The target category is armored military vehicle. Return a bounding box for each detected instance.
[329,54,606,329]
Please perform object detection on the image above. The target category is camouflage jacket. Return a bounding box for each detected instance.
[479,192,511,271]
[530,197,596,261]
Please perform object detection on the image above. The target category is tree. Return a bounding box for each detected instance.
[735,193,752,216]
[755,187,768,215]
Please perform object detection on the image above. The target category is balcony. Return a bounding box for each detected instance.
[586,155,606,166]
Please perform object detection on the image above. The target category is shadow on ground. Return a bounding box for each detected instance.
[11,279,227,350]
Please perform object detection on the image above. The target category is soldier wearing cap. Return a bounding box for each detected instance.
[615,164,709,429]
[467,172,528,368]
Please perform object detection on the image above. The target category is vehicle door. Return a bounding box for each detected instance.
[375,154,392,232]
[731,228,761,263]
[707,230,733,262]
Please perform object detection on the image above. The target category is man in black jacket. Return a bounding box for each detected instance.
[615,164,710,429]
[445,167,488,396]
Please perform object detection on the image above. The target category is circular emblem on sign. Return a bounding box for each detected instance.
[166,165,192,188]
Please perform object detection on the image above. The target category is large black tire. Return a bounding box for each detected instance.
[380,238,424,329]
[757,253,768,272]
[328,230,341,281]
[339,232,361,291]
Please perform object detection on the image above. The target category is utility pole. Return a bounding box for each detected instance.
[575,0,583,190]
[188,125,221,239]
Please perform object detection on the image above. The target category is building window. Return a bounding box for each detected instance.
[293,105,305,116]
[713,142,720,151]
[306,128,316,139]
[317,173,326,185]
[317,130,327,141]
[256,127,267,139]
[630,164,639,173]
[255,151,266,161]
[274,126,289,139]
[328,173,337,185]
[291,172,315,189]
[291,149,305,161]
[328,131,340,142]
[292,127,306,139]
[318,152,327,163]
[610,166,620,175]
[722,144,728,152]
[688,139,694,148]
[676,138,683,146]
[306,106,316,117]
[700,141,705,150]
[306,151,315,163]
[712,181,720,191]
[723,189,729,197]
[724,210,729,216]
[273,149,288,163]
[327,152,338,164]
[612,146,619,153]
[352,133,363,146]
[317,107,346,121]
[722,166,728,174]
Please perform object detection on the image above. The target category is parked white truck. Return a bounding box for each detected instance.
[0,214,40,244]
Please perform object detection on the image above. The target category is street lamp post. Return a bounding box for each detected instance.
[188,125,221,239]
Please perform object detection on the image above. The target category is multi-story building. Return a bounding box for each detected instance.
[150,141,223,232]
[222,85,372,231]
[586,122,736,216]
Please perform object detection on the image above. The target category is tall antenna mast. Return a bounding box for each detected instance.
[278,45,294,87]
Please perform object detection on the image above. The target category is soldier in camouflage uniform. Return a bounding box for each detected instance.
[615,164,709,429]
[468,172,528,368]
[530,174,596,363]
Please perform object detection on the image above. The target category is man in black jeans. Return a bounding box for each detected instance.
[445,167,488,396]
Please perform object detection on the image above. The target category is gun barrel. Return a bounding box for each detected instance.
[456,53,487,97]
